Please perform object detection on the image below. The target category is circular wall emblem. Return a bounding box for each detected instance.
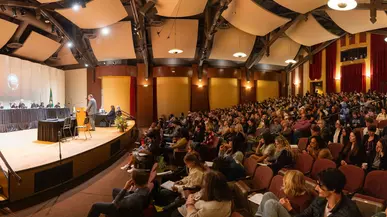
[7,74,19,91]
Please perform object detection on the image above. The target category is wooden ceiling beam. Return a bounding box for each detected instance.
[245,14,304,69]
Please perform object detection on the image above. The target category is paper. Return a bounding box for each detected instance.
[290,145,298,149]
[248,193,264,205]
[157,170,173,176]
[258,163,267,167]
[205,161,213,167]
[138,153,147,157]
[161,180,175,191]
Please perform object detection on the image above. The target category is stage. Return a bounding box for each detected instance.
[0,120,136,202]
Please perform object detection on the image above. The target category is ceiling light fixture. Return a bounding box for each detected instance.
[328,0,357,11]
[85,64,88,67]
[168,18,183,55]
[45,20,50,24]
[72,3,81,11]
[101,27,110,36]
[67,42,73,48]
[233,52,247,58]
[285,59,297,64]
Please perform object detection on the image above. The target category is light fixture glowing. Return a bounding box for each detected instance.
[335,75,341,80]
[366,71,371,78]
[85,64,88,67]
[198,84,203,88]
[233,52,247,58]
[72,3,81,11]
[285,59,297,64]
[199,79,202,82]
[145,78,148,81]
[45,20,50,24]
[294,80,300,86]
[246,86,251,89]
[66,42,73,48]
[247,81,250,83]
[168,49,183,54]
[328,0,357,11]
[101,27,110,36]
[143,84,148,87]
[384,37,387,42]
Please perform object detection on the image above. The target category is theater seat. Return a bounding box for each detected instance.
[339,165,365,195]
[297,138,309,152]
[200,136,219,161]
[328,143,344,161]
[279,153,314,176]
[352,170,387,217]
[243,156,260,178]
[268,175,285,199]
[234,166,273,212]
[309,159,336,180]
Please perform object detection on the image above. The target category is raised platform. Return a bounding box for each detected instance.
[0,121,136,202]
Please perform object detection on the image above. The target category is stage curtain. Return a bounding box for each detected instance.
[371,34,387,92]
[130,76,136,117]
[341,63,365,92]
[309,50,322,80]
[326,42,337,93]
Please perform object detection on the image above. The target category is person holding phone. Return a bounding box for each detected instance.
[86,170,150,217]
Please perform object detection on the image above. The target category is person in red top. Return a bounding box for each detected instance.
[201,123,215,147]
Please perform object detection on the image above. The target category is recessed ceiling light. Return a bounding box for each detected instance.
[85,64,88,67]
[101,27,110,36]
[72,3,81,11]
[233,52,247,58]
[45,20,50,24]
[285,59,297,64]
[168,48,183,54]
[328,0,357,11]
[66,42,73,48]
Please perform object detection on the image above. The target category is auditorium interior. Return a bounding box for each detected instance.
[1,0,387,217]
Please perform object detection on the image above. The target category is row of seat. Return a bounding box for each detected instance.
[236,154,387,217]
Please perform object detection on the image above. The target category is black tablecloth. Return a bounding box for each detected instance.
[95,114,109,127]
[38,118,77,142]
[0,108,70,133]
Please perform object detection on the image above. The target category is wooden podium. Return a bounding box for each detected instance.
[76,107,89,131]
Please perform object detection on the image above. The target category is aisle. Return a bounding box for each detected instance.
[8,154,129,217]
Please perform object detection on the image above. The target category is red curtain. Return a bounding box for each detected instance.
[371,34,387,92]
[326,42,337,93]
[341,63,365,93]
[309,50,322,80]
[130,77,136,117]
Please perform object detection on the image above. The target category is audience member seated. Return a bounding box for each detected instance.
[270,118,282,135]
[364,137,387,172]
[332,120,344,144]
[267,135,294,174]
[169,128,189,151]
[220,124,245,155]
[199,123,215,147]
[158,153,205,211]
[213,153,246,182]
[339,131,366,167]
[350,111,364,129]
[54,102,61,108]
[250,132,275,163]
[364,117,381,136]
[106,105,116,123]
[255,170,313,217]
[175,171,233,217]
[376,108,387,122]
[372,208,387,217]
[86,170,150,217]
[363,125,379,163]
[317,148,334,160]
[303,136,326,160]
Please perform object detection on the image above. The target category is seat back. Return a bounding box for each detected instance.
[339,165,365,194]
[328,143,344,161]
[252,166,273,190]
[243,156,259,177]
[268,175,285,199]
[310,159,336,180]
[63,117,72,128]
[294,153,314,174]
[363,170,387,200]
[297,138,309,151]
[148,163,158,184]
[378,120,387,129]
[231,212,243,217]
[84,117,90,125]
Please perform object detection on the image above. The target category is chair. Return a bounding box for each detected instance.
[200,136,219,162]
[339,165,365,195]
[61,117,72,142]
[352,171,387,217]
[243,156,260,178]
[328,143,344,161]
[378,120,387,129]
[73,116,92,140]
[309,159,336,180]
[279,153,314,176]
[297,137,309,151]
[234,166,273,213]
[268,175,285,199]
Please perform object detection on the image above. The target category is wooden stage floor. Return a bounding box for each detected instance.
[0,121,135,172]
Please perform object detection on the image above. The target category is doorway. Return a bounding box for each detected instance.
[310,81,323,95]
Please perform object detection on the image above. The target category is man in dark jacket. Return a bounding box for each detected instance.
[294,168,362,217]
[87,170,150,217]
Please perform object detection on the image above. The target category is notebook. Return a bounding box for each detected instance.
[161,180,175,191]
[248,193,264,205]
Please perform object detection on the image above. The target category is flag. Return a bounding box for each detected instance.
[49,88,53,104]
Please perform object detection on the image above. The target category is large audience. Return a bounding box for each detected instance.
[89,90,387,217]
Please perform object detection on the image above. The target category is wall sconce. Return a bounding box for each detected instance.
[366,72,371,78]
[294,80,300,86]
[334,75,341,80]
[198,84,203,88]
[145,78,148,81]
[246,86,251,89]
[247,80,250,83]
[143,84,148,87]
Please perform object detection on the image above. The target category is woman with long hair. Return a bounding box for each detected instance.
[339,131,366,167]
[267,135,295,174]
[251,132,275,163]
[364,137,387,171]
[176,171,233,217]
[256,170,313,217]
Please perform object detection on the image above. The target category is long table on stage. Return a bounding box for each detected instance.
[0,108,70,133]
[38,118,77,142]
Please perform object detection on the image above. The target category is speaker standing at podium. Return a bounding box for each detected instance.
[87,94,97,131]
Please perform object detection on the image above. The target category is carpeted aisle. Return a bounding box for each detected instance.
[9,153,130,217]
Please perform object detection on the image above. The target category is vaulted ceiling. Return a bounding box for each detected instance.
[1,0,387,73]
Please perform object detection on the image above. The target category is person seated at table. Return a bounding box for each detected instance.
[116,106,122,117]
[86,170,150,217]
[54,102,61,108]
[0,102,3,109]
[46,100,54,108]
[39,102,45,108]
[106,105,116,123]
[10,102,17,109]
[30,102,38,108]
[18,99,26,109]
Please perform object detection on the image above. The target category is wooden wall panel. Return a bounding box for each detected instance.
[153,66,193,77]
[253,71,279,81]
[157,77,190,118]
[102,76,131,113]
[241,86,256,104]
[136,64,154,127]
[87,68,102,109]
[209,78,239,110]
[96,65,137,78]
[359,32,367,43]
[256,80,279,101]
[205,68,241,78]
